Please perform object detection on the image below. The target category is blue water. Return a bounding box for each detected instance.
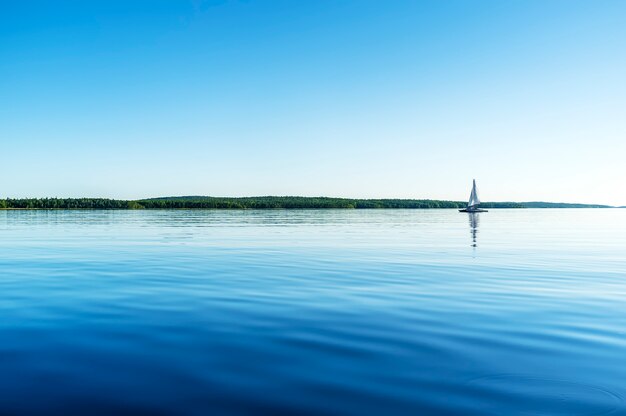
[1,209,625,415]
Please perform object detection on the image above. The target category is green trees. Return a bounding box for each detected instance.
[0,198,136,209]
[127,201,145,209]
[137,197,518,209]
[0,197,532,210]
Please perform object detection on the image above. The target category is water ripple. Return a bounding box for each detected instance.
[0,209,625,414]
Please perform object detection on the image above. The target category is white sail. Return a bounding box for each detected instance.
[468,179,480,208]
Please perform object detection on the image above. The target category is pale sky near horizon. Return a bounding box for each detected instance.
[2,1,625,205]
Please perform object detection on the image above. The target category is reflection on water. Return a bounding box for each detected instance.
[0,209,626,415]
[468,212,480,247]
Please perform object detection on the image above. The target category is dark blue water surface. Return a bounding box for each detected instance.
[1,209,625,415]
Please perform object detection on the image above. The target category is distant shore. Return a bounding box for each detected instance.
[0,197,616,210]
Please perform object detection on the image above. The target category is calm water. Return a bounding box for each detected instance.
[1,209,625,415]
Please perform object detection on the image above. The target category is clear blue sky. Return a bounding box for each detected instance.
[2,0,625,204]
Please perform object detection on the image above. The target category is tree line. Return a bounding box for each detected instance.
[0,197,526,210]
[0,198,142,210]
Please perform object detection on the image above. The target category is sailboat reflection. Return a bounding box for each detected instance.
[468,212,480,247]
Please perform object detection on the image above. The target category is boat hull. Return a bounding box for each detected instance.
[459,208,488,213]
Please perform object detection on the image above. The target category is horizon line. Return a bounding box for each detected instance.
[0,195,621,208]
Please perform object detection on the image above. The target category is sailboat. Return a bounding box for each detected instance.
[459,179,488,213]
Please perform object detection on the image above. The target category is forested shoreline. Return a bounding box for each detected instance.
[0,197,613,210]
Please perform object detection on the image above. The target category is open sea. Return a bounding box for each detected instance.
[1,209,625,415]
